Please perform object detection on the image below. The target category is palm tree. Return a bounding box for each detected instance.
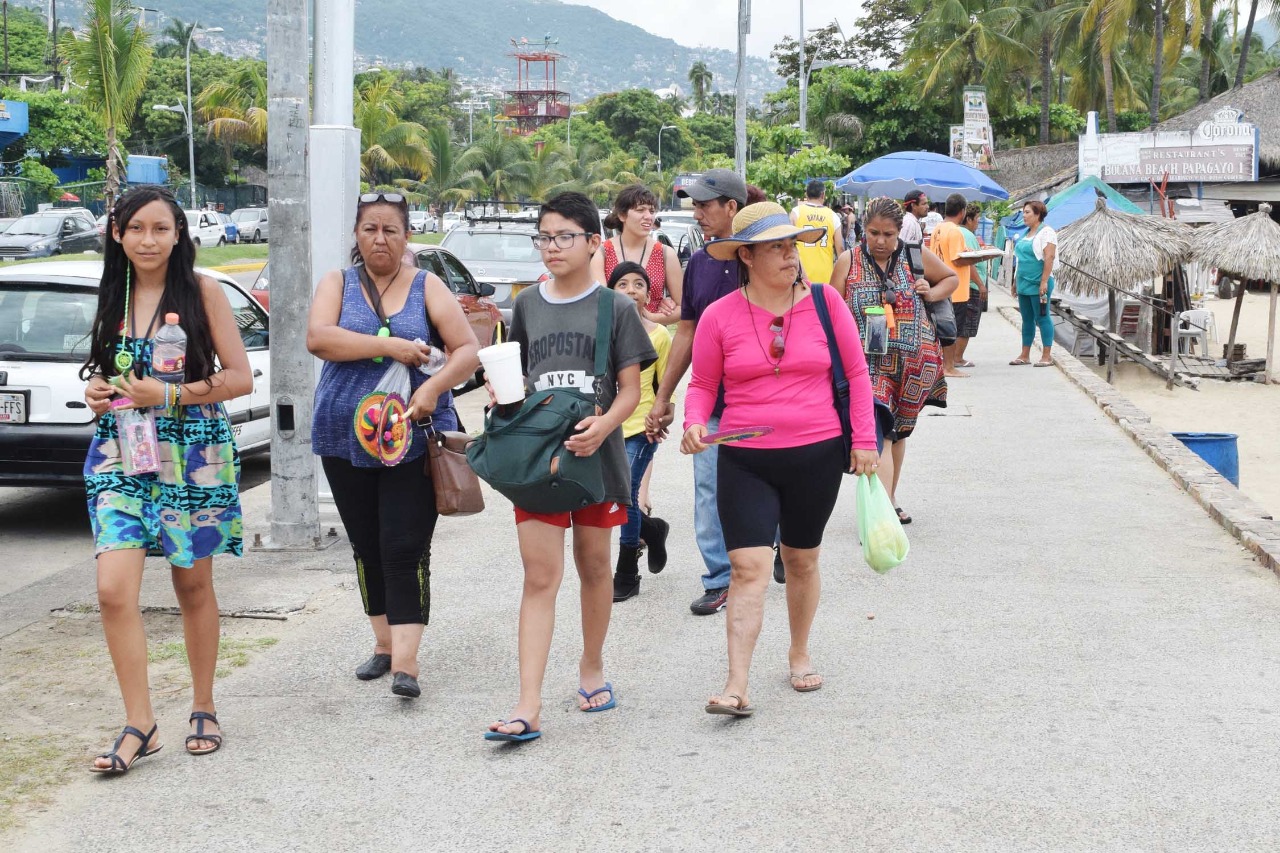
[354,76,435,186]
[456,132,530,200]
[196,62,267,148]
[1233,0,1262,88]
[1149,0,1203,124]
[395,124,474,231]
[903,0,1031,101]
[552,142,624,202]
[688,61,713,112]
[156,17,198,59]
[519,139,571,201]
[60,0,154,205]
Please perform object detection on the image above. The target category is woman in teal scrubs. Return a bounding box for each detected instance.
[1010,200,1056,366]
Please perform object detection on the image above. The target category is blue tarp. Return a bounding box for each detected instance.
[51,154,168,186]
[0,100,29,150]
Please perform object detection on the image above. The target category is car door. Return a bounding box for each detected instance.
[73,216,98,252]
[435,250,498,347]
[216,279,272,452]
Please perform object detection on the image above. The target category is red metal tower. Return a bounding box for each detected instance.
[503,35,570,135]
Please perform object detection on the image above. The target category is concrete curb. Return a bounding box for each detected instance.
[998,305,1280,575]
[209,261,266,273]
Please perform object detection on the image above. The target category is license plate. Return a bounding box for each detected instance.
[0,391,26,424]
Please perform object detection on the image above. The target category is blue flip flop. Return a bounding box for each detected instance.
[484,718,541,743]
[578,682,616,713]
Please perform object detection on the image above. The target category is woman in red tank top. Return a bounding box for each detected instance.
[590,184,682,324]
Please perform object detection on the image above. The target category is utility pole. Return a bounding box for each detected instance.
[50,0,56,87]
[4,2,10,80]
[798,0,806,134]
[266,0,319,549]
[735,0,749,177]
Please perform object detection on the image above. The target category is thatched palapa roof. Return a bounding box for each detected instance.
[1193,202,1280,282]
[1157,70,1280,168]
[1056,198,1193,295]
[985,142,1079,202]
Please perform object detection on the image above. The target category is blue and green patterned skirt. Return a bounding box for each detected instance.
[84,339,243,568]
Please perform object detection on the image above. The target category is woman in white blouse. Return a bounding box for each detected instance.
[1010,200,1057,367]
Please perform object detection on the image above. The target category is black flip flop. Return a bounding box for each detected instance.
[895,507,913,525]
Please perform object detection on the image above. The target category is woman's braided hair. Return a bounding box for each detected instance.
[864,196,904,230]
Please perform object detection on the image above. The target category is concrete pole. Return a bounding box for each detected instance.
[311,0,361,508]
[798,0,806,134]
[735,0,749,177]
[266,0,319,548]
[185,34,197,208]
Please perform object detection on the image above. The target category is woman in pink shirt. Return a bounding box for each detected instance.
[681,202,879,717]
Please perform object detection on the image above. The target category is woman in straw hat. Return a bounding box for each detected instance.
[830,196,954,526]
[681,202,880,717]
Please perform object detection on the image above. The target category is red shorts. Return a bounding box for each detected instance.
[514,501,628,529]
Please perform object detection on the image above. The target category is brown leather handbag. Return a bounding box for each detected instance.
[424,428,485,517]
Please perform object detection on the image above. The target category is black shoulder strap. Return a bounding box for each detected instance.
[356,264,390,327]
[810,284,848,400]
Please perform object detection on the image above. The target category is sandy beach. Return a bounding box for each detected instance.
[1085,287,1280,518]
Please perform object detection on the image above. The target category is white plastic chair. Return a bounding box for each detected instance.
[1176,308,1216,355]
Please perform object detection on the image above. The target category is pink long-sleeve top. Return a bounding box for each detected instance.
[684,283,878,451]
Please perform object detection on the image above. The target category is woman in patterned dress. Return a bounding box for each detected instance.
[80,186,254,773]
[830,196,956,525]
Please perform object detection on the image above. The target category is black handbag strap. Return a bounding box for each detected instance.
[591,286,615,403]
[810,284,852,457]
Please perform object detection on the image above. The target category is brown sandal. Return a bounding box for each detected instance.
[789,672,824,693]
[705,694,754,717]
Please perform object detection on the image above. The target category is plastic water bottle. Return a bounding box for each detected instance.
[152,313,187,383]
[412,338,447,376]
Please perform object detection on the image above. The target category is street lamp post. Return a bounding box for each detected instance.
[183,25,223,208]
[657,124,677,180]
[798,0,806,134]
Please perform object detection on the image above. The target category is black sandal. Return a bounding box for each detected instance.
[186,711,223,756]
[895,507,913,525]
[90,723,162,774]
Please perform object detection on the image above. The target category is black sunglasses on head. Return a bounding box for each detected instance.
[359,192,406,205]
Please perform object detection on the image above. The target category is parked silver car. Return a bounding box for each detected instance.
[230,207,269,243]
[439,222,548,324]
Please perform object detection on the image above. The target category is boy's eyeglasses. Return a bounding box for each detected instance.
[359,192,406,205]
[768,316,785,359]
[531,232,591,250]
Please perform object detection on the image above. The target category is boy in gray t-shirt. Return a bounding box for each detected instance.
[485,192,655,744]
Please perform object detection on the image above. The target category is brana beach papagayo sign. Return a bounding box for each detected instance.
[1079,107,1259,184]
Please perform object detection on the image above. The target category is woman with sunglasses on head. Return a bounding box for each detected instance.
[681,202,879,717]
[80,186,253,773]
[590,184,682,325]
[830,196,954,526]
[307,192,480,699]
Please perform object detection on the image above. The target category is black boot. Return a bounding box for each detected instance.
[639,515,669,574]
[612,545,641,602]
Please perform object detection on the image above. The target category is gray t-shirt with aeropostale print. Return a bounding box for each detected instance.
[509,282,657,507]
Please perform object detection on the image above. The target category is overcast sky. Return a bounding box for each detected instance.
[566,1,860,59]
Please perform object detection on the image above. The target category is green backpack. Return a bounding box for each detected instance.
[466,288,615,514]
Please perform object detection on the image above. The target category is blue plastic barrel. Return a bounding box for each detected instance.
[1172,432,1239,486]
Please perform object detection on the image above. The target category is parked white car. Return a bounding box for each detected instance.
[184,210,227,247]
[441,211,464,233]
[230,207,269,243]
[0,260,272,487]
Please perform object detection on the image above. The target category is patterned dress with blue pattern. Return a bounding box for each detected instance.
[842,247,947,440]
[84,337,243,568]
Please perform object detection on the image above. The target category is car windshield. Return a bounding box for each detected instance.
[0,284,97,361]
[231,210,261,223]
[443,230,542,263]
[7,216,61,236]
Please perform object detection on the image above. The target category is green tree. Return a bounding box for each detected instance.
[60,0,154,205]
[687,61,713,112]
[848,0,921,67]
[903,0,1031,102]
[456,132,530,200]
[19,158,61,202]
[196,60,268,148]
[519,139,571,201]
[394,124,474,229]
[0,88,106,164]
[587,89,688,160]
[0,6,55,73]
[746,145,849,204]
[156,18,200,59]
[685,113,735,159]
[354,76,435,186]
[794,69,950,164]
[770,22,856,84]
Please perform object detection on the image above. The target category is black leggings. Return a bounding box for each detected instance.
[322,456,438,626]
[717,438,845,551]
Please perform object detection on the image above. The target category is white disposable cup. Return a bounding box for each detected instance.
[478,341,525,404]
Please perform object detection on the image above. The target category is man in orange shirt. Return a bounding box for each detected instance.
[930,193,983,378]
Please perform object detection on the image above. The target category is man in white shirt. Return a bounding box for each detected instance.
[901,190,928,244]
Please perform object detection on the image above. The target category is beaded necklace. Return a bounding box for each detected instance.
[114,266,134,374]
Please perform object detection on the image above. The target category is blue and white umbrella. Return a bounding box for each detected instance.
[835,151,1009,202]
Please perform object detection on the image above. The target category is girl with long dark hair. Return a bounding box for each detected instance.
[80,185,254,773]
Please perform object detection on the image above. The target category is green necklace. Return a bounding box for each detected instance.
[114,266,134,374]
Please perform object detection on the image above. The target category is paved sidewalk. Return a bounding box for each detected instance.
[11,294,1280,851]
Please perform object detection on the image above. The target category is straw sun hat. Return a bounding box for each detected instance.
[705,202,826,261]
